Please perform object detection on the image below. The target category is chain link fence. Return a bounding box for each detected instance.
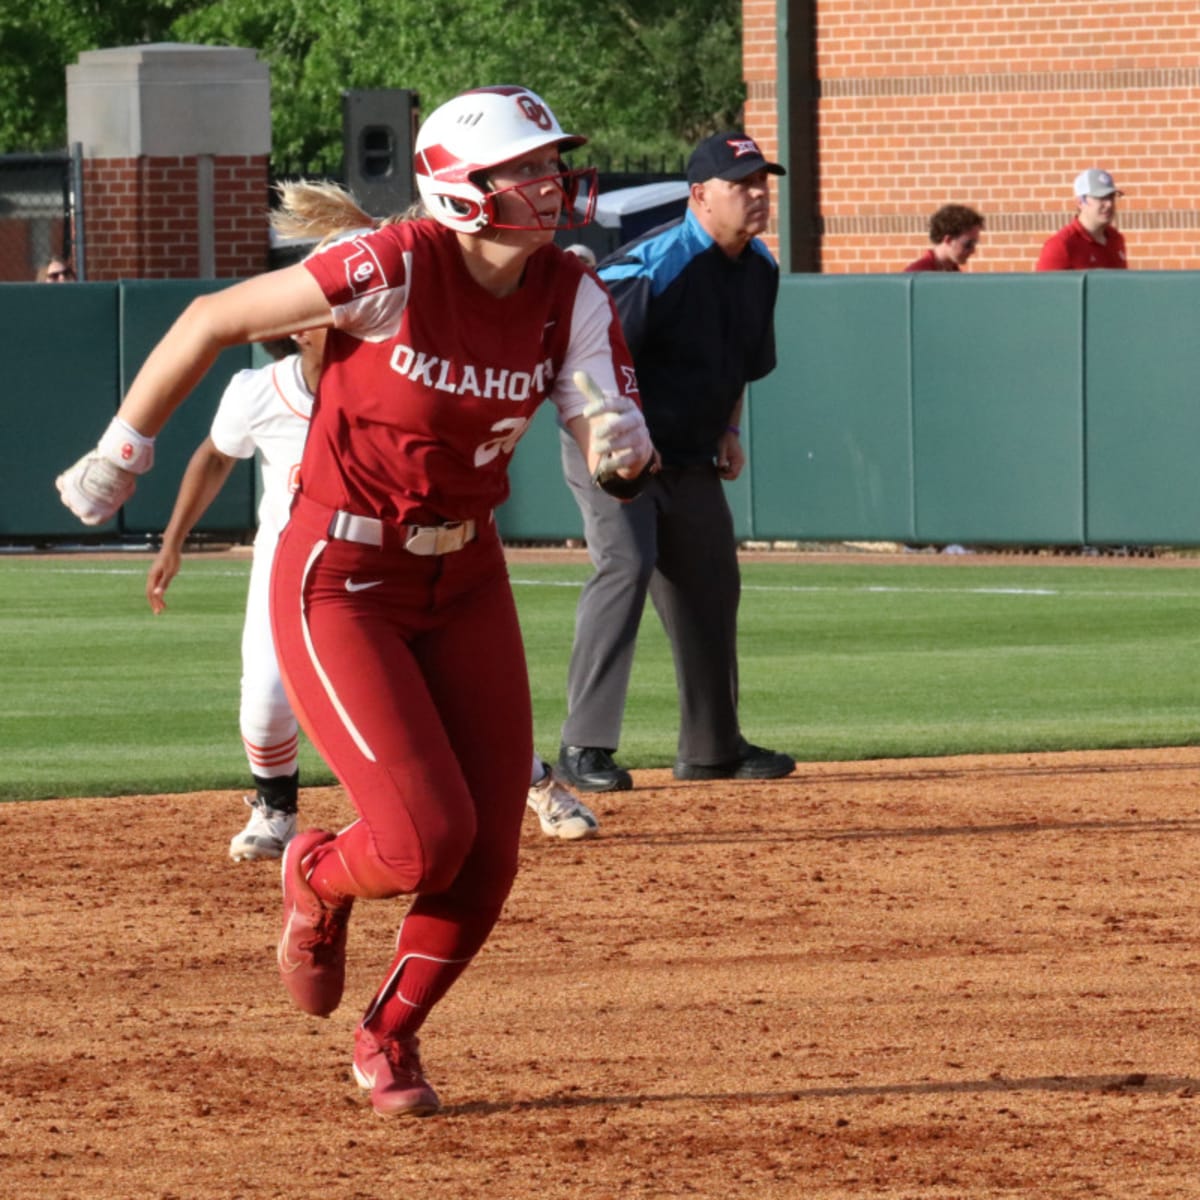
[0,149,78,282]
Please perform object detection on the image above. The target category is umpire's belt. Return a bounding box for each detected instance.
[327,509,477,556]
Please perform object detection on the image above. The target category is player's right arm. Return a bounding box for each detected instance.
[58,264,331,526]
[147,438,237,614]
[122,265,331,436]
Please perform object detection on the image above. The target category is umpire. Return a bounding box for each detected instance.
[557,131,796,793]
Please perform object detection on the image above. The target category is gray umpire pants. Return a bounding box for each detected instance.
[559,429,742,765]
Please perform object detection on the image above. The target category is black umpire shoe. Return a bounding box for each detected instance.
[557,745,633,792]
[673,738,796,782]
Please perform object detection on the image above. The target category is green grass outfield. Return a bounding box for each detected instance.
[2,552,1198,801]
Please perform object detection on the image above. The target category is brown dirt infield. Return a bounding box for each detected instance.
[2,748,1198,1199]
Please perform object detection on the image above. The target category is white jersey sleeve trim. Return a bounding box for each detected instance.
[329,250,414,343]
[551,273,629,422]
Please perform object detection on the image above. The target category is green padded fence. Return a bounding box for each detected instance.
[748,269,1200,547]
[749,274,914,542]
[6,282,120,538]
[909,271,1084,545]
[1083,271,1200,545]
[6,271,1200,546]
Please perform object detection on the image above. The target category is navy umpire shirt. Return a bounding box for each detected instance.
[597,208,779,467]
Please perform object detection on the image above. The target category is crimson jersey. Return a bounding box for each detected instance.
[1035,219,1128,271]
[904,249,959,273]
[301,219,636,525]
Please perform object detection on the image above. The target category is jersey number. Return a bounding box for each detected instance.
[474,417,530,467]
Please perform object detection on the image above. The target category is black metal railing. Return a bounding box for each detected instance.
[0,150,77,283]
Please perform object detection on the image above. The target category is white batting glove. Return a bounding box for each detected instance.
[573,370,653,481]
[56,417,156,526]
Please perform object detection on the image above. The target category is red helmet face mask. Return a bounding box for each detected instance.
[477,162,599,232]
[414,86,597,234]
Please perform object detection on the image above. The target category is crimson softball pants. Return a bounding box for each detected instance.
[270,495,532,1031]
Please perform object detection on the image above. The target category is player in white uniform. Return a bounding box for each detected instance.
[148,330,596,857]
[147,333,323,859]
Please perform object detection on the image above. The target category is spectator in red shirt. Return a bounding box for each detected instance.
[904,204,984,272]
[1036,168,1127,271]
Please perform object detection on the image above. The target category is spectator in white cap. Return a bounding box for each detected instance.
[1035,167,1127,271]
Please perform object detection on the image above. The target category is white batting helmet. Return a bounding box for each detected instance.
[414,86,597,234]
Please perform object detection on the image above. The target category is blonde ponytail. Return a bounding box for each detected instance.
[271,179,425,246]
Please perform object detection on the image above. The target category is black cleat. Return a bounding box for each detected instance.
[673,739,795,782]
[557,745,633,793]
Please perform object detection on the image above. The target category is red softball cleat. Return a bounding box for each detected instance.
[353,1025,441,1117]
[277,829,353,1017]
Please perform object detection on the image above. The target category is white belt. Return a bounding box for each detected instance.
[327,510,477,556]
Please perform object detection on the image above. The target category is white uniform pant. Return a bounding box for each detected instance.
[240,530,299,779]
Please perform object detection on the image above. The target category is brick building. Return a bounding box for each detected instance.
[67,45,271,281]
[743,0,1200,273]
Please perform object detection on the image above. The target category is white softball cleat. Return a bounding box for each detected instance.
[527,763,599,840]
[229,796,298,862]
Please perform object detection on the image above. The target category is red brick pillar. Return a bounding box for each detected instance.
[66,44,271,281]
[743,0,782,261]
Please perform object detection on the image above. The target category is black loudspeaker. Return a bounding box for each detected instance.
[341,89,419,217]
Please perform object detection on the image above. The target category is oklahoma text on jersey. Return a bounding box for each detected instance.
[389,343,555,403]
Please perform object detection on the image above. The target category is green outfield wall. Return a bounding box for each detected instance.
[6,271,1199,546]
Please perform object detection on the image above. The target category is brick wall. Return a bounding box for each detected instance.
[745,0,1200,272]
[743,0,783,253]
[213,158,272,278]
[82,156,269,280]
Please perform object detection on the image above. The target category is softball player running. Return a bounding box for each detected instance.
[56,85,652,1116]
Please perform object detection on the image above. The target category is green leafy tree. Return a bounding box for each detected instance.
[1,0,744,174]
[0,1,194,152]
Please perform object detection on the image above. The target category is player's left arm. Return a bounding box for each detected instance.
[556,273,656,489]
[565,370,656,490]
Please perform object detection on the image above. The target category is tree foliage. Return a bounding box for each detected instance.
[0,0,744,175]
[0,1,195,153]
